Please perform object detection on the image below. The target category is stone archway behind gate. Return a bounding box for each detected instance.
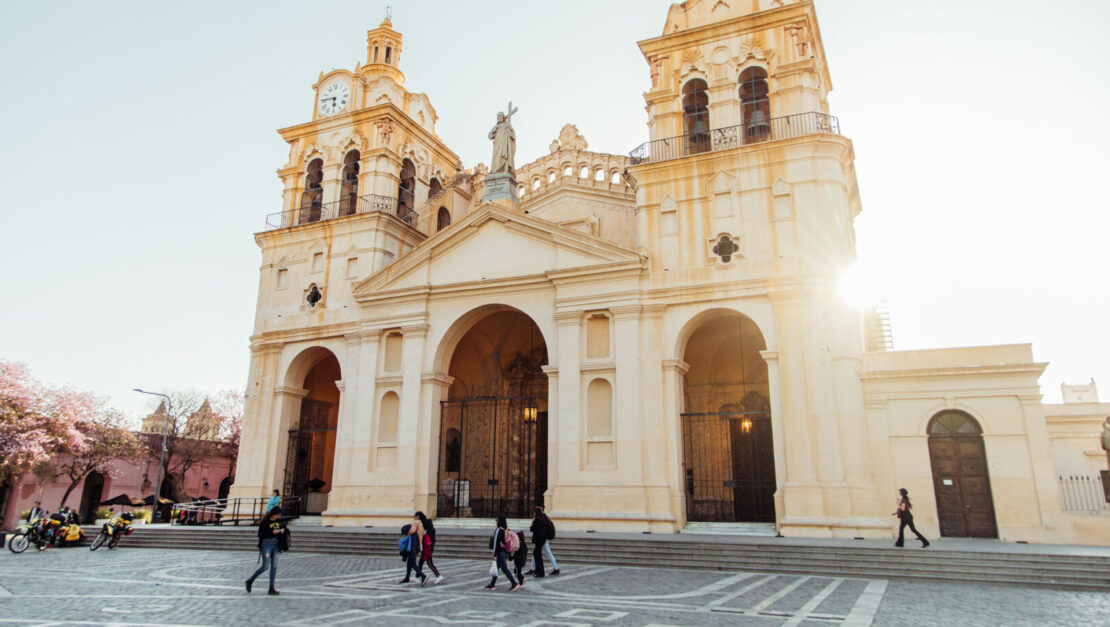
[281,347,341,515]
[435,306,549,519]
[678,309,775,523]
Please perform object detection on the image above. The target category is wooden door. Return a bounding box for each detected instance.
[928,435,998,538]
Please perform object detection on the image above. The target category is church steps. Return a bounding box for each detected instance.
[78,526,1110,591]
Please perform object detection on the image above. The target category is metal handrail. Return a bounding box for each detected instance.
[628,111,841,166]
[264,193,415,231]
[170,496,302,526]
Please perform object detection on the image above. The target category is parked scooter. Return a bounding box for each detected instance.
[90,512,133,550]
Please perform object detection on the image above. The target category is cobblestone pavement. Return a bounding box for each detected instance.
[0,547,1107,626]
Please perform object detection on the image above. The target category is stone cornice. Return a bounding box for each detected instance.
[859,363,1048,381]
[275,386,309,398]
[420,372,455,388]
[400,323,430,338]
[662,358,690,375]
[554,310,583,326]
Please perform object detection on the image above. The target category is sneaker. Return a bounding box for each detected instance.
[434,575,443,584]
[510,584,521,592]
[483,584,497,590]
[523,569,535,576]
[267,588,279,596]
[419,574,428,586]
[245,580,253,594]
[551,569,560,576]
[399,579,411,584]
[921,540,930,548]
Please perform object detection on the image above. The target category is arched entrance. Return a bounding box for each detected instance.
[437,309,548,519]
[283,349,341,515]
[79,471,104,523]
[927,410,998,538]
[680,311,775,522]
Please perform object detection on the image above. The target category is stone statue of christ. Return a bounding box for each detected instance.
[488,102,518,175]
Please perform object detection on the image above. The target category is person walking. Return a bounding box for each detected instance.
[484,517,520,591]
[246,507,287,595]
[893,488,930,548]
[528,507,551,578]
[266,490,281,513]
[512,528,529,587]
[526,506,560,576]
[415,511,443,584]
[400,514,428,585]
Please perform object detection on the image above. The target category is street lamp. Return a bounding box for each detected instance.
[133,388,171,523]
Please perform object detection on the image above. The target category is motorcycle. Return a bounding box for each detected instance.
[7,516,57,553]
[90,513,133,551]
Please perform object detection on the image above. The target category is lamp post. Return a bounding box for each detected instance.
[134,389,171,523]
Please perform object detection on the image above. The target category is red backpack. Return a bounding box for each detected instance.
[503,528,520,554]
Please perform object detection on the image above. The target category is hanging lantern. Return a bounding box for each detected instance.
[741,418,753,434]
[523,406,538,423]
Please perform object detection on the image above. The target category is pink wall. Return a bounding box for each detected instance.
[2,454,233,529]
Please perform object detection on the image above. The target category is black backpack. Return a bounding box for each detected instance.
[547,517,556,539]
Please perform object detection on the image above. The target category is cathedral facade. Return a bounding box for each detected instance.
[230,0,1109,544]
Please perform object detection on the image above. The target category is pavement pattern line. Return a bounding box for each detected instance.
[780,578,845,627]
[842,578,887,627]
[751,576,811,612]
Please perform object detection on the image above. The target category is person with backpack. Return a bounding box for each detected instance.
[246,507,287,595]
[484,517,520,591]
[399,520,428,585]
[893,488,930,548]
[415,511,443,584]
[512,528,529,587]
[526,506,560,576]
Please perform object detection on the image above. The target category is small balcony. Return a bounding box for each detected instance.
[628,111,841,166]
[263,194,416,231]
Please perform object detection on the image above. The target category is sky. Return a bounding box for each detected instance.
[1,0,1108,422]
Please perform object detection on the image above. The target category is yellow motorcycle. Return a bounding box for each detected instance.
[90,512,133,551]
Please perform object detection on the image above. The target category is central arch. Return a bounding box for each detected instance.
[679,309,775,523]
[436,306,549,519]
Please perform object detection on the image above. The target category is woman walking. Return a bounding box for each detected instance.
[400,513,428,585]
[416,511,443,584]
[246,507,287,595]
[894,488,930,548]
[484,517,520,591]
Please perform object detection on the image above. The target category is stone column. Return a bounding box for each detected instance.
[541,364,559,507]
[398,324,429,508]
[229,345,282,500]
[550,311,582,511]
[265,385,308,495]
[331,334,363,487]
[661,358,689,529]
[417,371,454,514]
[611,306,644,482]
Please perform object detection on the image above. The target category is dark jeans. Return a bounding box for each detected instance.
[248,538,279,589]
[493,549,517,586]
[532,540,546,577]
[896,513,927,546]
[405,548,425,581]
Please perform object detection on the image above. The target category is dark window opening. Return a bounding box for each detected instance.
[385,46,392,64]
[306,285,322,307]
[398,158,416,222]
[437,207,451,231]
[298,159,324,224]
[740,67,771,142]
[682,79,710,155]
[340,150,360,216]
[713,235,740,263]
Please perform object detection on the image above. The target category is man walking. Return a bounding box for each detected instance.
[527,506,560,576]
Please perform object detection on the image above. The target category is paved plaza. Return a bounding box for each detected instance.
[0,546,1108,626]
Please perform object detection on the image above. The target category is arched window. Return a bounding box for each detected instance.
[579,165,589,178]
[340,150,360,216]
[611,171,621,184]
[385,47,392,64]
[299,158,324,224]
[437,207,451,231]
[740,67,771,142]
[928,410,983,435]
[563,165,572,176]
[547,171,556,183]
[682,78,710,154]
[398,158,416,222]
[594,168,605,182]
[373,45,379,63]
[428,177,442,202]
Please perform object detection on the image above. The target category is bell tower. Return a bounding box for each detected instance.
[628,0,888,537]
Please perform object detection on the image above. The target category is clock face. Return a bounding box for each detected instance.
[318,82,350,116]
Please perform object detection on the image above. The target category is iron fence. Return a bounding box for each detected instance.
[1058,475,1110,512]
[263,193,415,231]
[629,111,841,166]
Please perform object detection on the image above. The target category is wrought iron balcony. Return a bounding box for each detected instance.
[628,111,841,166]
[263,193,416,231]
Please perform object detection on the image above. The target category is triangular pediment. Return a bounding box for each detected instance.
[353,202,643,298]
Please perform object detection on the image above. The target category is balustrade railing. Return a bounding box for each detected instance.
[629,111,841,166]
[1058,474,1110,512]
[170,496,303,525]
[264,193,415,231]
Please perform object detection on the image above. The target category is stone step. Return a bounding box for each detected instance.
[80,526,1110,591]
[681,522,778,536]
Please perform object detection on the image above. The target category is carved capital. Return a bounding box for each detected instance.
[610,305,642,320]
[275,386,309,398]
[401,323,430,338]
[662,359,690,375]
[554,310,583,326]
[421,372,455,388]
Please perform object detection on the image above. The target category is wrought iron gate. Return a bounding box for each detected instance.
[681,411,776,522]
[283,399,334,515]
[437,396,547,519]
